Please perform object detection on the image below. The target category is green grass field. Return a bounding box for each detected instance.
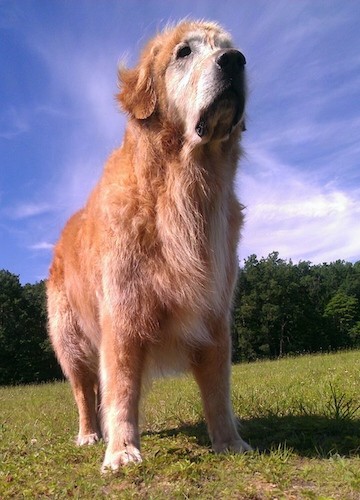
[1,351,360,499]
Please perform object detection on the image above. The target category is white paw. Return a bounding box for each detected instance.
[101,446,142,474]
[76,432,100,446]
[213,438,252,453]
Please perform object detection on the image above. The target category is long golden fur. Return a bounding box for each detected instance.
[47,20,250,472]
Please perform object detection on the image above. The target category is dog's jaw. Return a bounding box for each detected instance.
[194,88,245,143]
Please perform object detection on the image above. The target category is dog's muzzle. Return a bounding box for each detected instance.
[196,49,246,139]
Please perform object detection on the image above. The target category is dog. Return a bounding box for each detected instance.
[47,20,250,472]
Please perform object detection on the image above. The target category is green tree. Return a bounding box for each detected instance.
[349,321,360,346]
[0,270,61,385]
[324,291,359,347]
[0,271,26,384]
[232,255,360,361]
[22,281,62,383]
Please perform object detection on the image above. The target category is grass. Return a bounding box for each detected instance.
[1,350,360,499]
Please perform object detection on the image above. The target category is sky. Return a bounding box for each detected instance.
[1,0,360,284]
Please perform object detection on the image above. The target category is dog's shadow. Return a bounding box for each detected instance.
[144,415,360,458]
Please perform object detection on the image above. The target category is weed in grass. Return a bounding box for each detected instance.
[325,382,360,421]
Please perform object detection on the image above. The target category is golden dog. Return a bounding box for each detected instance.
[47,20,250,472]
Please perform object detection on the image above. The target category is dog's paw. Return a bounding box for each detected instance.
[76,432,100,446]
[101,446,142,474]
[213,438,252,454]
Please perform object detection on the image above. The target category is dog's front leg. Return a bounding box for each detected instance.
[191,317,252,454]
[100,314,145,473]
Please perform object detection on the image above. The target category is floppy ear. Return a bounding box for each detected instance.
[117,50,157,120]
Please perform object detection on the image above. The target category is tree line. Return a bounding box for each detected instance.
[232,252,360,361]
[0,271,62,385]
[1,252,360,385]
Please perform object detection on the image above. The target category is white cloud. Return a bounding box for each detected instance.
[29,241,54,251]
[251,191,354,221]
[238,146,360,264]
[9,202,53,219]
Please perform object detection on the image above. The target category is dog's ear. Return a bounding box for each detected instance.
[117,47,157,120]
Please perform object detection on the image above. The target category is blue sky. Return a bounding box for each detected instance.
[1,0,360,284]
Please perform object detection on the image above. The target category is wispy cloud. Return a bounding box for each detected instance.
[0,107,29,139]
[24,31,127,219]
[9,202,53,220]
[234,2,360,265]
[239,145,360,263]
[28,29,125,144]
[29,241,54,251]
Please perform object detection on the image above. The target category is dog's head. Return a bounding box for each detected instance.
[118,21,246,145]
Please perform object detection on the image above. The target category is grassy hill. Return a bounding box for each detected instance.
[1,351,360,498]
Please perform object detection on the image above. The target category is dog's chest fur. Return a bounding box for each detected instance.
[97,141,238,335]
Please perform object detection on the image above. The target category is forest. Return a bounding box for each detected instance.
[1,252,360,385]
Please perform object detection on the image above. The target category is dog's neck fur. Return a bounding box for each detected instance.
[122,117,241,188]
[99,118,242,315]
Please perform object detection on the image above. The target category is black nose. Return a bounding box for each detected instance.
[216,49,246,76]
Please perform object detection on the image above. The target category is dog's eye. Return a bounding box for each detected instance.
[176,45,192,59]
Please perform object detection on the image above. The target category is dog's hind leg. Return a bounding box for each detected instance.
[47,283,101,446]
[71,367,100,446]
[191,316,252,454]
